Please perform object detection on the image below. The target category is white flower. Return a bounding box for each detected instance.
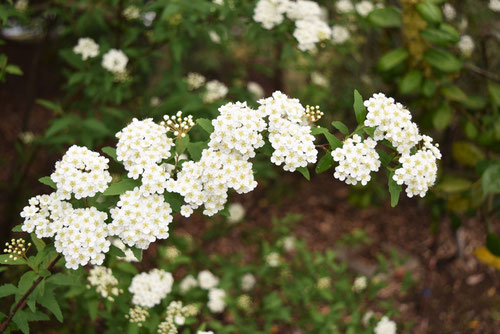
[179,275,198,293]
[374,316,397,334]
[336,0,354,13]
[109,188,173,249]
[286,0,322,21]
[266,252,280,267]
[241,273,256,291]
[283,236,296,252]
[247,81,265,98]
[203,80,228,103]
[209,30,221,44]
[331,135,381,186]
[50,145,112,200]
[123,6,140,20]
[198,270,220,290]
[352,276,367,292]
[186,72,206,90]
[15,0,28,12]
[88,266,121,301]
[362,310,374,326]
[129,269,173,308]
[489,0,500,12]
[311,72,328,87]
[458,35,474,57]
[253,0,289,30]
[111,238,138,262]
[73,38,99,60]
[442,3,456,21]
[208,288,226,313]
[331,25,350,44]
[293,19,331,52]
[142,11,156,27]
[102,49,128,74]
[355,1,374,17]
[228,203,246,223]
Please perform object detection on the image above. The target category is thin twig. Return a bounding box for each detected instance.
[464,64,500,83]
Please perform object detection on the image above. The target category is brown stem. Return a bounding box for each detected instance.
[0,254,62,333]
[464,63,500,83]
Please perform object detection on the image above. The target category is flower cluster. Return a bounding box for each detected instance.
[55,207,110,269]
[102,49,128,74]
[253,0,288,29]
[203,80,228,103]
[355,1,374,17]
[374,316,397,334]
[241,273,256,291]
[126,305,149,326]
[115,118,173,185]
[161,111,195,138]
[331,135,380,185]
[157,301,199,334]
[186,72,206,90]
[123,6,140,20]
[109,188,172,249]
[129,269,174,308]
[352,276,367,292]
[73,38,99,60]
[331,25,350,44]
[458,35,475,57]
[87,266,122,301]
[51,145,112,200]
[179,275,198,293]
[208,288,226,313]
[3,238,30,262]
[258,91,318,171]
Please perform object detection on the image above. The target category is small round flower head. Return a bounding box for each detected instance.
[336,0,354,13]
[247,81,265,99]
[293,19,331,52]
[203,80,228,103]
[374,316,397,334]
[129,269,174,308]
[227,203,245,223]
[332,135,381,186]
[73,37,99,60]
[161,110,195,139]
[442,3,456,21]
[87,266,122,301]
[352,276,367,292]
[3,238,30,262]
[305,105,324,123]
[54,207,110,269]
[186,72,206,90]
[115,118,173,183]
[241,273,256,291]
[253,0,288,30]
[458,35,475,57]
[316,277,331,289]
[15,0,28,12]
[20,192,72,238]
[282,236,296,252]
[126,305,149,326]
[102,49,128,74]
[208,288,226,313]
[198,270,219,290]
[490,0,500,12]
[331,25,350,44]
[363,93,420,155]
[265,252,280,267]
[157,301,199,334]
[123,6,140,20]
[311,72,329,87]
[285,0,322,21]
[179,274,198,293]
[355,1,374,17]
[109,188,173,249]
[51,145,112,200]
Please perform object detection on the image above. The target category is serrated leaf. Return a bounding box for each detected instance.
[18,271,38,295]
[311,127,342,149]
[297,167,310,180]
[420,26,459,45]
[102,178,140,196]
[353,90,366,125]
[0,284,17,298]
[388,172,402,207]
[315,153,334,174]
[30,234,45,252]
[38,176,56,190]
[331,121,349,135]
[196,118,214,134]
[38,290,63,322]
[377,48,409,72]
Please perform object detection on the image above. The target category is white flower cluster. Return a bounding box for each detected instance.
[241,273,256,291]
[198,270,220,290]
[208,288,226,313]
[363,93,441,197]
[109,188,172,249]
[352,276,367,292]
[442,3,456,21]
[51,145,112,200]
[87,266,121,301]
[336,0,354,13]
[73,37,99,60]
[102,49,128,74]
[227,202,245,223]
[123,6,140,20]
[331,25,350,44]
[186,72,206,90]
[20,193,72,238]
[247,81,265,98]
[364,93,420,156]
[374,316,397,334]
[115,118,173,193]
[490,0,500,12]
[253,0,288,29]
[203,80,228,103]
[55,207,110,269]
[177,270,225,313]
[258,91,318,171]
[355,1,374,17]
[458,35,475,57]
[179,275,198,293]
[331,135,380,185]
[293,19,331,51]
[129,269,174,308]
[157,301,198,334]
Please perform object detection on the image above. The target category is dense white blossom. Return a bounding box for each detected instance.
[129,269,174,308]
[54,207,110,269]
[123,6,140,20]
[241,273,256,291]
[73,38,99,60]
[282,236,296,252]
[442,3,456,21]
[293,19,331,51]
[102,49,128,73]
[331,135,381,185]
[253,0,288,29]
[266,252,280,267]
[331,25,350,44]
[336,0,354,13]
[227,203,245,223]
[142,11,156,27]
[51,145,112,200]
[247,81,265,98]
[186,72,206,90]
[87,266,121,301]
[374,316,397,334]
[209,30,221,44]
[109,188,172,249]
[179,275,198,293]
[198,270,220,290]
[352,276,367,292]
[458,35,475,57]
[489,0,500,12]
[286,0,322,21]
[208,288,226,313]
[355,1,374,17]
[203,80,228,103]
[311,72,329,87]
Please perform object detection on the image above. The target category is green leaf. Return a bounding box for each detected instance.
[486,233,500,257]
[102,146,118,162]
[424,48,461,73]
[331,121,349,135]
[399,69,422,95]
[297,167,310,180]
[311,127,342,149]
[176,134,190,156]
[0,284,17,298]
[0,254,27,265]
[452,141,485,167]
[44,117,72,137]
[422,78,437,97]
[47,273,81,286]
[388,172,402,207]
[482,164,500,194]
[102,178,140,196]
[12,310,29,334]
[36,99,63,115]
[353,90,367,125]
[164,192,183,213]
[416,1,443,24]
[432,102,452,131]
[5,64,23,75]
[88,300,99,321]
[315,153,334,174]
[377,48,409,72]
[18,271,38,295]
[435,177,472,193]
[30,234,45,252]
[376,149,393,167]
[38,290,63,322]
[187,141,208,161]
[38,176,56,190]
[196,118,214,134]
[420,26,459,45]
[83,118,111,135]
[367,6,402,27]
[441,85,467,102]
[131,247,143,262]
